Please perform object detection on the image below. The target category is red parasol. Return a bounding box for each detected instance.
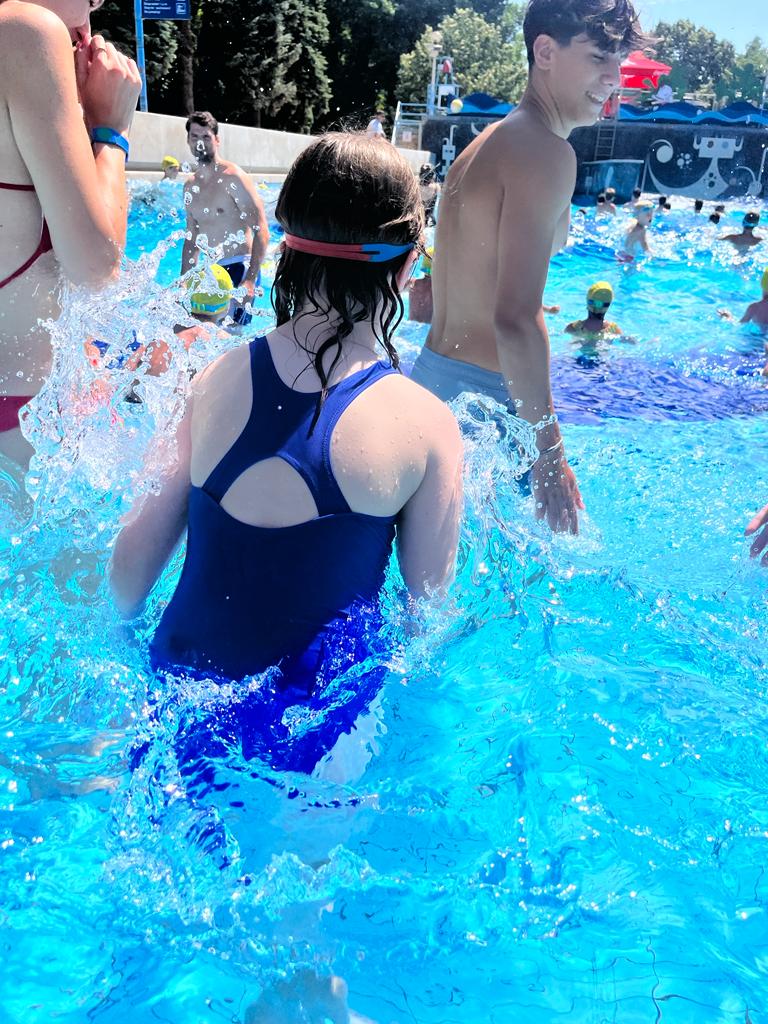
[620,51,672,90]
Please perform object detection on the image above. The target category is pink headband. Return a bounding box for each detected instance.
[283,232,415,263]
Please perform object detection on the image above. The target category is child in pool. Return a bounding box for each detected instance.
[111,132,463,691]
[718,268,768,375]
[720,211,764,253]
[618,200,653,262]
[84,263,237,389]
[565,281,622,339]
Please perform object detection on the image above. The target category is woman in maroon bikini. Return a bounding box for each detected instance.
[0,0,141,463]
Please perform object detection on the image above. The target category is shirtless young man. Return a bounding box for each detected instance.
[181,111,269,319]
[411,0,643,534]
[0,0,140,463]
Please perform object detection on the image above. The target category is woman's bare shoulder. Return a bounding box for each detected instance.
[0,1,69,45]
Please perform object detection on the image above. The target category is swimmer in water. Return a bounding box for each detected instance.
[627,186,643,213]
[181,110,269,324]
[718,269,768,329]
[85,263,238,379]
[0,0,141,464]
[565,281,622,340]
[161,155,180,180]
[720,211,763,252]
[410,0,645,535]
[618,199,653,261]
[718,269,768,375]
[595,192,616,216]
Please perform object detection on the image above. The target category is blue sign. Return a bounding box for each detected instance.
[141,0,189,19]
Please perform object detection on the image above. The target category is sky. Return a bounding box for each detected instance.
[635,0,762,53]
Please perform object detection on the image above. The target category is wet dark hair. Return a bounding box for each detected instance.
[664,201,672,210]
[657,195,667,205]
[694,199,703,211]
[744,211,760,227]
[709,212,721,224]
[715,204,725,213]
[596,193,606,203]
[273,133,423,431]
[185,111,219,136]
[605,187,616,197]
[419,163,436,184]
[523,0,644,65]
[632,187,642,198]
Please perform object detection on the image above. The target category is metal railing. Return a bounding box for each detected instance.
[391,100,448,150]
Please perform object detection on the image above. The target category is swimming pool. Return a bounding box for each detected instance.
[1,181,767,1022]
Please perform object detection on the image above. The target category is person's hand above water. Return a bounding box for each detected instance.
[75,34,141,135]
[746,503,768,565]
[531,445,585,535]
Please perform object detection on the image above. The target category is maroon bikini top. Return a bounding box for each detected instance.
[0,181,53,290]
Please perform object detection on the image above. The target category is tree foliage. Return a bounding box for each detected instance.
[397,7,527,104]
[653,19,736,98]
[91,5,763,133]
[726,37,768,104]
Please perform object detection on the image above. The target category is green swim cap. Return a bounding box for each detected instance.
[187,263,234,317]
[762,268,768,294]
[587,281,614,310]
[422,246,434,276]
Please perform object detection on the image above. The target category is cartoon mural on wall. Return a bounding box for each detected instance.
[645,134,767,199]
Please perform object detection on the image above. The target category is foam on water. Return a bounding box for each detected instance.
[1,183,767,1022]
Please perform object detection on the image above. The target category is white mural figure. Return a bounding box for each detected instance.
[646,134,752,199]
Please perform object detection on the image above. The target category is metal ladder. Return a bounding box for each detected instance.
[593,117,618,161]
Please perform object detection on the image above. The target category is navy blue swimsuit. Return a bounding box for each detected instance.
[151,336,398,688]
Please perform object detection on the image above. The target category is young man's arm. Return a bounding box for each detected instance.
[231,170,269,293]
[739,303,757,324]
[493,140,583,534]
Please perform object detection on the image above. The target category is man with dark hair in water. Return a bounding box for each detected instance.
[181,110,269,322]
[411,0,644,534]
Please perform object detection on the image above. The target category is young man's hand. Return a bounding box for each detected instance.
[531,448,584,535]
[746,503,768,565]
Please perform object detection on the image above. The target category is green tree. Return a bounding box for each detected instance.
[653,19,736,98]
[727,37,768,104]
[397,7,526,104]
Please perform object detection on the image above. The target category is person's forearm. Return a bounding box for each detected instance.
[92,143,129,249]
[496,312,560,449]
[244,226,267,281]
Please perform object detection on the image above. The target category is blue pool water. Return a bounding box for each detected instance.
[1,182,768,1022]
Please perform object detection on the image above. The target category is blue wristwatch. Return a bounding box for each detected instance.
[91,126,129,160]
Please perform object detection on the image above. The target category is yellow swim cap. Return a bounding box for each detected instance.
[187,263,234,317]
[422,246,435,276]
[634,199,655,212]
[587,281,614,309]
[162,155,181,169]
[762,268,768,294]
